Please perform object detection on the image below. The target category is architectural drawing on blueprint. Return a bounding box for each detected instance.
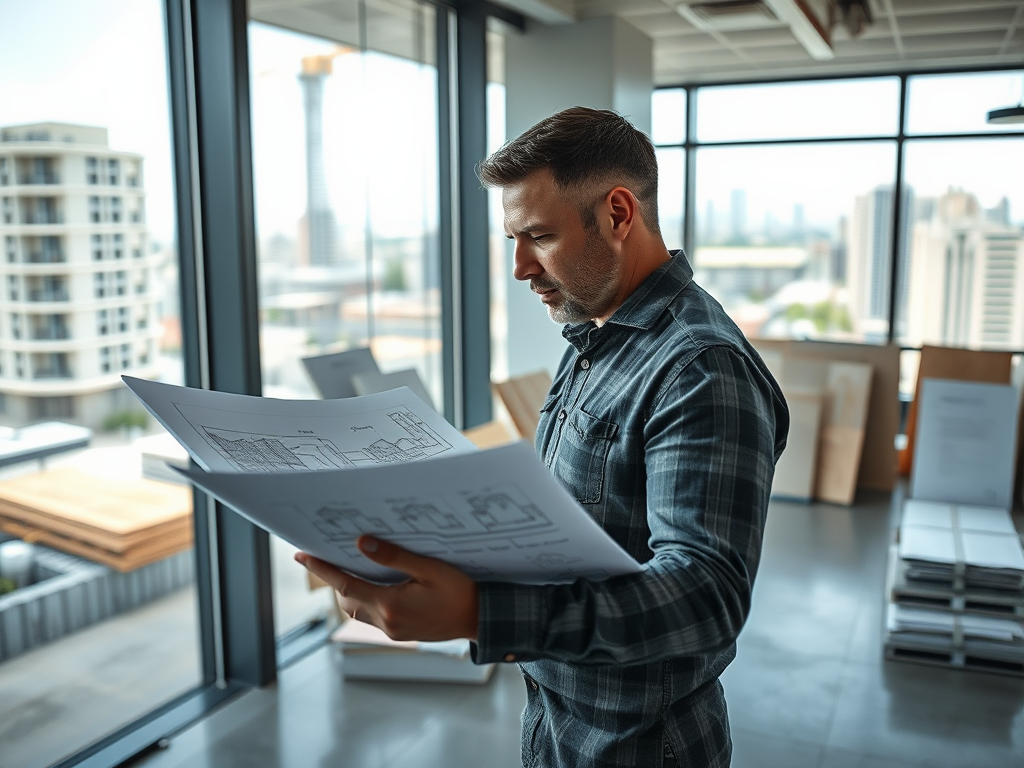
[194,407,454,473]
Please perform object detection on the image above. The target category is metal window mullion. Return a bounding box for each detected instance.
[436,6,458,425]
[887,75,908,344]
[188,0,275,688]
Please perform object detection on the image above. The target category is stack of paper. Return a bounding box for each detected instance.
[331,619,494,684]
[886,604,1024,661]
[897,500,1024,591]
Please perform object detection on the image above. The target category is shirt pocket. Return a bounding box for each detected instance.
[556,407,618,505]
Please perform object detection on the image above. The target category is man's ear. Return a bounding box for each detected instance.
[605,187,637,243]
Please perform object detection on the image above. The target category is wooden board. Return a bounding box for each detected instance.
[898,346,1013,477]
[493,370,552,440]
[461,420,515,449]
[789,341,901,492]
[771,392,822,501]
[0,518,192,572]
[813,361,873,505]
[0,469,191,535]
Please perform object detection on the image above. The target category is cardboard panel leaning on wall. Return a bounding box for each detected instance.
[784,341,901,492]
[814,361,873,506]
[898,345,1013,478]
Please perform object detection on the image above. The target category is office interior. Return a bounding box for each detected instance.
[0,0,1023,766]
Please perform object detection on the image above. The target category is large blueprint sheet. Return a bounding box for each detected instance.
[124,377,642,585]
[178,441,642,585]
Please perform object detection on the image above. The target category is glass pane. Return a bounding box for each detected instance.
[248,1,441,638]
[652,87,686,145]
[693,142,897,343]
[0,1,199,765]
[907,71,1024,135]
[656,147,685,252]
[696,78,900,143]
[898,138,1024,349]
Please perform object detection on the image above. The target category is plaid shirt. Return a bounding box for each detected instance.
[473,252,789,768]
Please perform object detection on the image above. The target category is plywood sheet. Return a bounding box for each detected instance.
[813,361,873,505]
[462,420,515,449]
[771,392,822,501]
[899,345,1013,477]
[789,341,901,492]
[493,370,552,440]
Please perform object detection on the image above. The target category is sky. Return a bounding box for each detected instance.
[1,0,1022,246]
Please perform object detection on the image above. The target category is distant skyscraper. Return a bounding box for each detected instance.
[792,203,805,237]
[703,199,716,242]
[0,122,160,426]
[905,190,1024,349]
[730,189,746,242]
[300,54,339,266]
[846,184,913,338]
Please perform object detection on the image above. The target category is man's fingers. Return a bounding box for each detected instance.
[357,536,437,580]
[295,552,366,599]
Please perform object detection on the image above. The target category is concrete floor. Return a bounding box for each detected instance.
[3,490,1024,768]
[118,492,1024,768]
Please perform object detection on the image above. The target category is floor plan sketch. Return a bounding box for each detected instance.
[206,430,349,472]
[339,410,453,466]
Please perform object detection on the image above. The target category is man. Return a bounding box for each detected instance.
[298,107,788,768]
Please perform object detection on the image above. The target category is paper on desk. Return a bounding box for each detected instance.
[301,346,380,400]
[122,376,475,473]
[176,440,643,586]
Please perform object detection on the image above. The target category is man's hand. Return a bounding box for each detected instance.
[295,535,479,642]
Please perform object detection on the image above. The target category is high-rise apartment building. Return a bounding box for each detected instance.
[905,190,1024,349]
[0,122,160,427]
[846,184,913,340]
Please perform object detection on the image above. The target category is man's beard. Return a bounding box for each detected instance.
[532,230,619,325]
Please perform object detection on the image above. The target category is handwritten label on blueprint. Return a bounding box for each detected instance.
[122,376,476,473]
[177,441,642,585]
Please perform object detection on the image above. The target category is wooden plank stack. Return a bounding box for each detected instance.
[0,468,192,572]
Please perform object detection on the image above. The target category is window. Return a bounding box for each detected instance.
[115,270,127,296]
[250,1,442,639]
[7,275,18,301]
[94,272,107,298]
[113,233,124,259]
[0,157,8,185]
[117,306,129,332]
[100,345,111,373]
[108,158,120,185]
[653,74,1024,346]
[88,195,101,223]
[110,196,122,222]
[14,351,24,378]
[10,313,21,340]
[97,309,109,335]
[5,236,16,262]
[92,233,104,260]
[86,156,99,184]
[120,342,130,369]
[2,197,12,224]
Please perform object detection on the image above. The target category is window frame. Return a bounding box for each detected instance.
[654,65,1024,351]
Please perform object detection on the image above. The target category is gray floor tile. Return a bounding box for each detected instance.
[730,727,821,768]
[818,746,920,768]
[823,656,1024,768]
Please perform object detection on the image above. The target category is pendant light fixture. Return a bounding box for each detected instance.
[987,65,1024,124]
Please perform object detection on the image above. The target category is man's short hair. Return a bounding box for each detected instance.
[478,106,660,235]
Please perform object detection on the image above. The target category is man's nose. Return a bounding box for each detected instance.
[512,242,541,282]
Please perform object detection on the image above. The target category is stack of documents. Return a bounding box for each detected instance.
[886,604,1024,662]
[331,619,494,684]
[897,500,1024,591]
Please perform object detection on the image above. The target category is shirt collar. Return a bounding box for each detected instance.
[561,250,693,350]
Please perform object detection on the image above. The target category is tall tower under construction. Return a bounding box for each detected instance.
[299,54,338,266]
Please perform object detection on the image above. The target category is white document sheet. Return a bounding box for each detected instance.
[177,440,643,585]
[911,379,1020,509]
[301,347,380,400]
[122,376,477,473]
[351,369,436,412]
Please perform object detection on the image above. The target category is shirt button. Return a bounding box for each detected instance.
[504,652,516,662]
[557,409,567,421]
[580,358,590,370]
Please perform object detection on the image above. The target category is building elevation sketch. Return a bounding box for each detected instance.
[122,376,475,474]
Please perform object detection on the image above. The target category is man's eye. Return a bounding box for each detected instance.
[531,234,550,242]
